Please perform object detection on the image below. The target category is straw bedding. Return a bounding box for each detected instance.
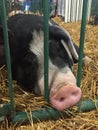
[0,17,98,130]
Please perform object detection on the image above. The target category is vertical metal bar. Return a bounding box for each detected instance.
[77,0,88,87]
[43,0,49,102]
[1,0,14,111]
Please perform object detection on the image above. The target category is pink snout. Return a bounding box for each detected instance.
[50,85,81,111]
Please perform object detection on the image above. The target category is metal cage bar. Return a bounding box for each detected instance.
[77,0,88,87]
[43,0,49,102]
[0,0,14,111]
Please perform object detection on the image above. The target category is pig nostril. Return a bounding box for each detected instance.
[59,97,65,102]
[72,91,78,96]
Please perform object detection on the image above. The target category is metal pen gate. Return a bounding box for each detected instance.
[0,0,98,124]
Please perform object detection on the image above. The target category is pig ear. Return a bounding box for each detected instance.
[61,40,73,63]
[49,24,78,61]
[61,38,78,61]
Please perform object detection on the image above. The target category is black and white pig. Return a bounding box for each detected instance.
[0,14,91,110]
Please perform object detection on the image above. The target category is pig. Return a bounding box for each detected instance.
[1,14,90,110]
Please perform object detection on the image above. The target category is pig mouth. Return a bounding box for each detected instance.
[49,84,82,111]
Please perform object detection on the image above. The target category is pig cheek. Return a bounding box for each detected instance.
[50,85,82,111]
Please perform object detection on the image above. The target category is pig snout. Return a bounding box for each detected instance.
[50,84,81,111]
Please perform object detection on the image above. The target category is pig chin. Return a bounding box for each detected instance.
[49,84,82,111]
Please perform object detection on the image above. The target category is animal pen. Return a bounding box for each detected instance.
[0,0,98,125]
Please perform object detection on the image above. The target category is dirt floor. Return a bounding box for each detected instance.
[0,16,98,130]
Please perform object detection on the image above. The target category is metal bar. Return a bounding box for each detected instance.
[1,0,14,111]
[43,0,49,102]
[77,0,88,87]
